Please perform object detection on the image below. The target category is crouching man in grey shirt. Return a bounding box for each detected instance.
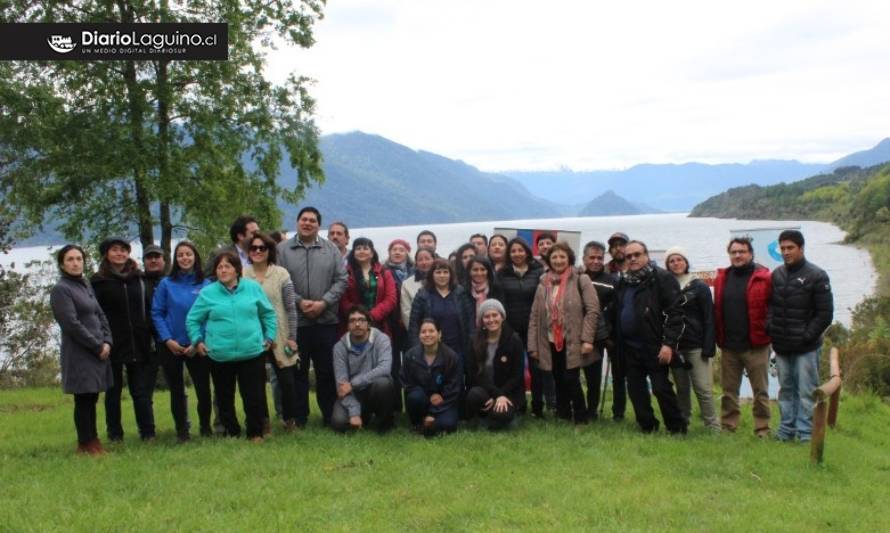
[331,306,395,433]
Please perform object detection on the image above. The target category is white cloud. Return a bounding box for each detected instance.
[268,0,890,170]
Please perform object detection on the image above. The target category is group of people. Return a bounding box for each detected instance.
[50,207,834,455]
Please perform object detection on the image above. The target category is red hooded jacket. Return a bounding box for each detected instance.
[339,262,397,337]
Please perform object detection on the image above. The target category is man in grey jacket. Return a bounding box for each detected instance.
[277,206,349,426]
[331,306,395,433]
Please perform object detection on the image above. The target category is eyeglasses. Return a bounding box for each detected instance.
[348,317,369,324]
[249,245,268,253]
[626,252,645,260]
[729,250,750,255]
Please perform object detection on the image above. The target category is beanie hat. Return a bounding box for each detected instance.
[478,298,506,320]
[664,246,689,269]
[98,236,131,258]
[388,239,411,253]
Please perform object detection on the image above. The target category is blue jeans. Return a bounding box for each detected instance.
[775,349,820,441]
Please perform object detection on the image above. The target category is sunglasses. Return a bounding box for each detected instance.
[625,252,645,260]
[249,245,268,253]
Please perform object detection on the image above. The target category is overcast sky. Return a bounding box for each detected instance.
[269,0,890,171]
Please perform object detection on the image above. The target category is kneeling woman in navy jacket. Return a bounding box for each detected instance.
[465,299,525,430]
[401,319,462,436]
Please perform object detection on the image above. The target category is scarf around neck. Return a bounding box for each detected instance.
[542,268,572,352]
[471,281,489,324]
[623,264,653,286]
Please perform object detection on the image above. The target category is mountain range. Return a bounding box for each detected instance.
[290,133,890,225]
[14,132,890,245]
[504,138,890,212]
[282,133,564,228]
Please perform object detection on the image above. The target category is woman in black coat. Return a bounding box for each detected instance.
[497,237,546,415]
[50,244,114,455]
[465,299,525,429]
[665,247,719,431]
[90,236,156,442]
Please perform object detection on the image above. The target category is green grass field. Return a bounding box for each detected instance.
[1,387,888,532]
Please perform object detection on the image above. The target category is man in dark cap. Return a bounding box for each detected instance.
[607,232,629,274]
[141,244,166,408]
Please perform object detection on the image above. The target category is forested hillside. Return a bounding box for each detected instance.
[691,163,890,395]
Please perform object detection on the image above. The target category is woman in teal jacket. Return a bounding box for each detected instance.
[186,251,277,442]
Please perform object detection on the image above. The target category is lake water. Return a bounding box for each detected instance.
[4,213,875,325]
[4,213,875,399]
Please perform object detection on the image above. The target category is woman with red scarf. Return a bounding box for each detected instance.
[527,242,600,424]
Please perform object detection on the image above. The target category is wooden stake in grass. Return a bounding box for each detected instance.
[811,347,842,465]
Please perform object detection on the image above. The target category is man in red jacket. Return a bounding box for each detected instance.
[713,237,772,437]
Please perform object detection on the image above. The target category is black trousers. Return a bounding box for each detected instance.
[583,349,604,419]
[294,324,338,425]
[106,360,156,440]
[389,328,405,413]
[270,359,301,424]
[144,355,160,418]
[551,343,588,422]
[609,346,628,419]
[330,376,395,432]
[160,345,213,436]
[74,393,99,444]
[623,343,686,434]
[210,354,266,438]
[465,386,516,430]
[520,328,553,415]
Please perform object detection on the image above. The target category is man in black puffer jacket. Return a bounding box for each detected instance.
[767,230,833,443]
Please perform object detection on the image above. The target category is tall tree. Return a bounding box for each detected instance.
[0,0,325,255]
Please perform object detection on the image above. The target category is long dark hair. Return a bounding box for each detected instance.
[507,237,534,267]
[347,237,380,288]
[413,248,435,281]
[487,234,509,264]
[453,243,476,287]
[169,241,205,284]
[465,256,496,288]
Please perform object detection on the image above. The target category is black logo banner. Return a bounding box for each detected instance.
[0,23,228,60]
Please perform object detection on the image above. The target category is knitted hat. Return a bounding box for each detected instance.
[478,298,506,319]
[664,246,689,268]
[388,239,411,253]
[98,236,131,257]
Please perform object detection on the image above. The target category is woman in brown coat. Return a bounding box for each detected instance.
[527,241,600,424]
